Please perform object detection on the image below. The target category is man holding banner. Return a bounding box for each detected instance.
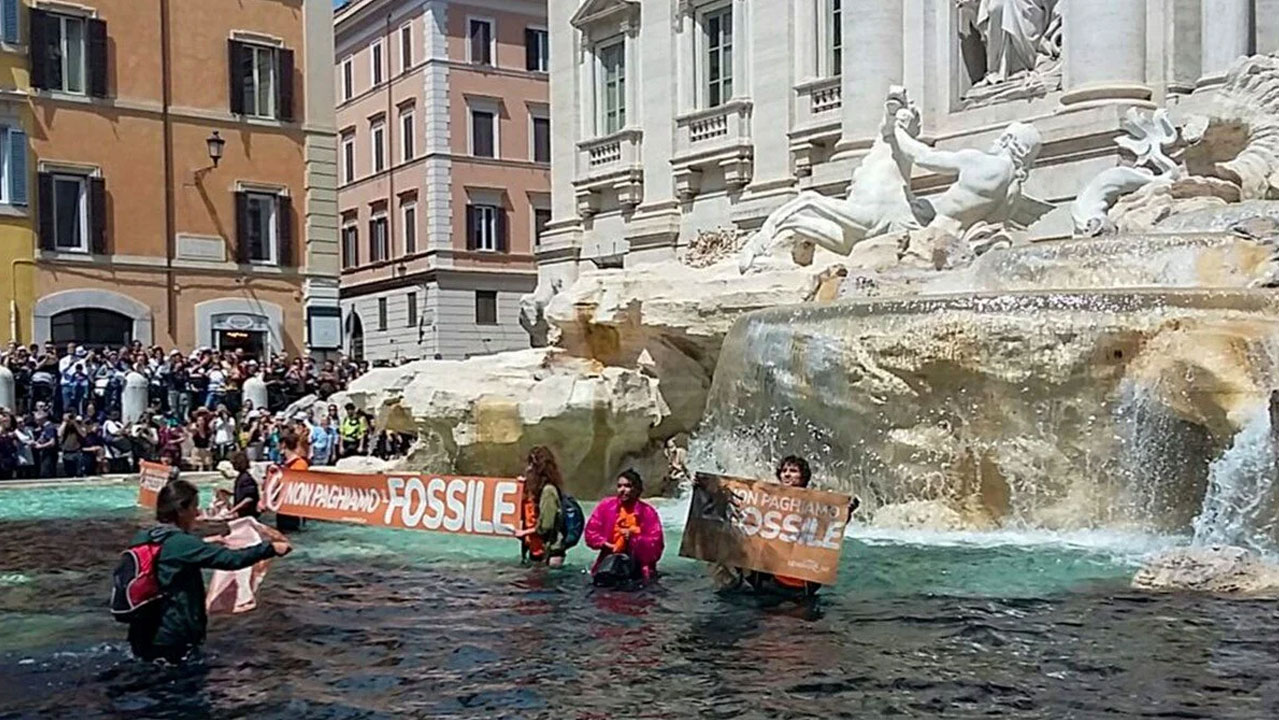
[680,455,858,603]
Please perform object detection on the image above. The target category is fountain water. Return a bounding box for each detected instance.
[693,288,1279,541]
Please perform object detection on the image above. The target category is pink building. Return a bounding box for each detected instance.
[335,0,548,361]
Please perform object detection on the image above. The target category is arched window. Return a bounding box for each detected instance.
[50,309,133,348]
[346,311,364,361]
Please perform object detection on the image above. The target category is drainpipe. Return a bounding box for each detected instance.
[385,12,396,259]
[9,258,35,343]
[160,0,178,342]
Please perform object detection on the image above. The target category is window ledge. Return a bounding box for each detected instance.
[0,204,29,218]
[0,42,27,55]
[31,89,95,105]
[38,249,94,262]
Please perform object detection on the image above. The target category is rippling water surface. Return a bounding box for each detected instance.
[2,484,1279,719]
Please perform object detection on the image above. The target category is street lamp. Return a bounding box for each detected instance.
[206,131,226,167]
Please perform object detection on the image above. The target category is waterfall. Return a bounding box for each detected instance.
[1191,407,1279,552]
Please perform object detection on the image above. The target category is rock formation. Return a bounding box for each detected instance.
[1132,546,1279,595]
[334,348,669,498]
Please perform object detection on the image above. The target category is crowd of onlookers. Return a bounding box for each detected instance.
[0,341,411,480]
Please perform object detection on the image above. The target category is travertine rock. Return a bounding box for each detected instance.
[1132,546,1279,594]
[546,257,839,438]
[339,348,668,498]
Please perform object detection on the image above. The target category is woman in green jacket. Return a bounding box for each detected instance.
[126,479,292,663]
[515,446,565,567]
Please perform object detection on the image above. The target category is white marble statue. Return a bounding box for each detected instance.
[739,86,1049,274]
[1071,109,1182,236]
[958,0,1063,86]
[738,87,924,273]
[891,113,1047,236]
[518,277,563,348]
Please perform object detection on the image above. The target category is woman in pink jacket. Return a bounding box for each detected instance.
[584,469,664,588]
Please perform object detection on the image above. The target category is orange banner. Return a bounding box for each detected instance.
[136,461,172,509]
[679,473,851,585]
[261,467,523,536]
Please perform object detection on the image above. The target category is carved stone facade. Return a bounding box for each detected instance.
[541,0,1279,291]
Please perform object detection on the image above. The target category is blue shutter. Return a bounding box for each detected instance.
[1,0,17,46]
[8,128,26,205]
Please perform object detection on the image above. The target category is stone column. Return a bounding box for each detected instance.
[1199,0,1253,88]
[832,0,903,158]
[1060,0,1151,106]
[731,0,749,99]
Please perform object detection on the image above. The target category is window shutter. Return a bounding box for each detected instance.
[28,10,49,90]
[1,0,18,45]
[465,206,476,251]
[277,48,295,121]
[234,191,249,263]
[87,19,109,98]
[89,176,107,255]
[228,40,245,115]
[277,194,293,267]
[525,29,536,71]
[9,129,26,206]
[37,172,53,251]
[496,208,508,253]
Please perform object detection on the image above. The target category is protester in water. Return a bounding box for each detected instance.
[275,430,307,531]
[125,479,291,663]
[737,455,859,599]
[515,446,566,567]
[584,469,664,588]
[227,451,261,519]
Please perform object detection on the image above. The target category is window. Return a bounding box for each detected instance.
[50,309,132,348]
[475,290,497,326]
[598,42,625,135]
[525,28,549,72]
[828,0,842,78]
[371,120,386,173]
[377,297,387,331]
[39,171,103,254]
[532,116,550,163]
[341,132,355,184]
[402,200,417,255]
[469,19,493,65]
[371,40,384,86]
[468,204,499,252]
[47,13,85,94]
[406,292,417,327]
[704,6,733,107]
[534,208,551,247]
[400,107,415,161]
[52,174,87,251]
[342,57,353,100]
[1,0,19,45]
[471,109,495,158]
[369,213,389,262]
[400,24,413,73]
[31,10,106,96]
[242,43,279,118]
[242,192,279,264]
[0,126,28,206]
[341,223,359,268]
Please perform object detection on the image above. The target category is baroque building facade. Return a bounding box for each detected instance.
[541,0,1276,289]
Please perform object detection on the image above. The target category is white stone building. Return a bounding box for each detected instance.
[541,0,1277,288]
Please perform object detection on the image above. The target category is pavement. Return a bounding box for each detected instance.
[0,470,230,491]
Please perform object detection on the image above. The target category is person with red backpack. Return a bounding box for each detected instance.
[114,478,291,663]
